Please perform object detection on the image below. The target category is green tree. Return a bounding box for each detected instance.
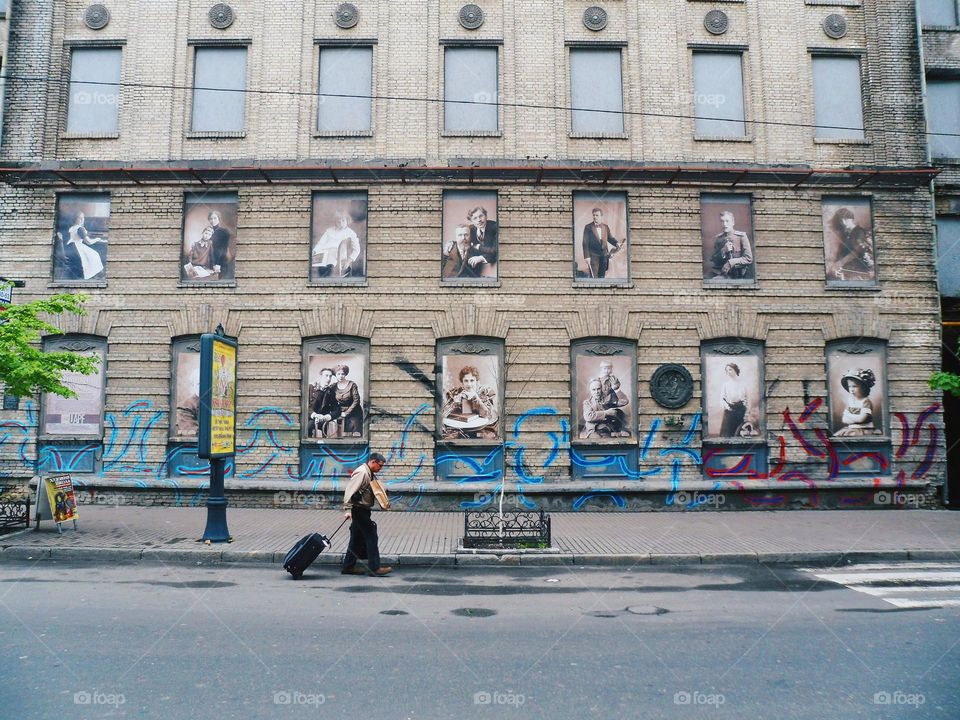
[930,338,960,398]
[0,290,101,399]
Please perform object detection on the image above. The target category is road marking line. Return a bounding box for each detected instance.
[810,571,960,585]
[851,585,960,597]
[884,598,960,609]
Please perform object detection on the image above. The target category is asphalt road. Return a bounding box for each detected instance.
[0,559,957,719]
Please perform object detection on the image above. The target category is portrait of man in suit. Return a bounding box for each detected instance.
[573,192,628,282]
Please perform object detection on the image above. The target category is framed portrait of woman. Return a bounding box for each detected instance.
[51,193,111,284]
[822,196,877,287]
[301,337,369,442]
[310,191,367,283]
[180,192,238,285]
[437,338,503,441]
[701,340,765,441]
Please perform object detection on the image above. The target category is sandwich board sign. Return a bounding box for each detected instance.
[35,474,79,532]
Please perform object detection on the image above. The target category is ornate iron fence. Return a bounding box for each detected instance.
[462,509,551,549]
[0,497,30,533]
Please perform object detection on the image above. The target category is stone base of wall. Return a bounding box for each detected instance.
[6,479,943,512]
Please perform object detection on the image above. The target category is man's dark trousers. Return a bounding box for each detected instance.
[342,506,381,572]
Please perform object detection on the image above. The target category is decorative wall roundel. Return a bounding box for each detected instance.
[583,6,608,31]
[84,4,110,30]
[650,364,695,410]
[335,3,360,29]
[822,14,848,39]
[704,10,729,35]
[208,3,235,29]
[459,4,485,30]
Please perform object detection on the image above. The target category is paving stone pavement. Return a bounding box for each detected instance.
[1,507,958,567]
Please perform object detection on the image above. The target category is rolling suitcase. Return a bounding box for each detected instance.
[283,518,347,580]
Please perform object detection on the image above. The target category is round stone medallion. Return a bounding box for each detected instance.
[704,10,729,35]
[458,4,485,30]
[583,6,608,31]
[649,364,695,410]
[335,3,360,29]
[84,4,110,30]
[208,3,235,29]
[823,13,848,39]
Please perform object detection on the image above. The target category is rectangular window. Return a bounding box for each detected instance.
[67,48,121,134]
[692,51,746,138]
[570,48,624,135]
[812,55,865,140]
[937,216,960,298]
[919,0,958,25]
[191,46,247,133]
[927,79,960,158]
[443,47,498,133]
[317,46,373,133]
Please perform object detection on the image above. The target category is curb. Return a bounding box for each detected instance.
[2,545,958,568]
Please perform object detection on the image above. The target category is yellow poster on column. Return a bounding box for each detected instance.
[210,339,237,455]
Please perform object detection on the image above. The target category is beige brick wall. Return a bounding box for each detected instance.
[0,1,946,504]
[0,0,931,168]
[0,182,945,494]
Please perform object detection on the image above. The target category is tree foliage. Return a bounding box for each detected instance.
[0,291,101,399]
[929,338,960,398]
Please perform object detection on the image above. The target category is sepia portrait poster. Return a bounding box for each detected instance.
[43,345,106,437]
[173,347,201,438]
[441,190,498,281]
[305,352,367,440]
[827,345,886,438]
[574,353,634,440]
[701,194,756,283]
[311,192,368,281]
[439,353,501,440]
[703,352,763,440]
[181,192,238,283]
[52,193,110,282]
[573,191,629,282]
[822,197,877,285]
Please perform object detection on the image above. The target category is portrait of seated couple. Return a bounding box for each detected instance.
[442,205,498,279]
[182,209,234,281]
[308,364,364,439]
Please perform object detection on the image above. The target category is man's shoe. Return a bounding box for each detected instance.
[341,566,366,575]
[368,566,393,577]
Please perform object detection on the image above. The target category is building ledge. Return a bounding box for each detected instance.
[0,159,940,189]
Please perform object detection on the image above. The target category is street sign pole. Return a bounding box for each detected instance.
[197,324,237,544]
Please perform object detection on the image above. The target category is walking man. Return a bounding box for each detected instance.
[341,453,393,577]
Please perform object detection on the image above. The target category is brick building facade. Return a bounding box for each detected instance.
[919,0,960,504]
[0,0,947,510]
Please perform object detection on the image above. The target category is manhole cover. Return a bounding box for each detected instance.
[626,605,668,616]
[452,607,497,617]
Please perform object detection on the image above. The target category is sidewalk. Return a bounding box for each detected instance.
[1,506,958,568]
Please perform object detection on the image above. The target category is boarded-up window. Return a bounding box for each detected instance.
[192,46,247,132]
[318,47,373,133]
[570,48,624,135]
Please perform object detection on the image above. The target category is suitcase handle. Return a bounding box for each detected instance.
[329,516,349,541]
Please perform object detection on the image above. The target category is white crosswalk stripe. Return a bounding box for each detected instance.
[800,563,960,610]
